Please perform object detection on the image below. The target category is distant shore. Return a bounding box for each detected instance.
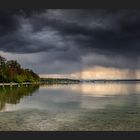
[1,78,140,87]
[83,79,140,82]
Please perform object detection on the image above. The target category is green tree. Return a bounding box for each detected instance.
[0,55,40,83]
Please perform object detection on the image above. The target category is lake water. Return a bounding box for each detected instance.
[0,82,140,130]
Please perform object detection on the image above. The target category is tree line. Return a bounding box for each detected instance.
[0,55,40,83]
[41,78,80,84]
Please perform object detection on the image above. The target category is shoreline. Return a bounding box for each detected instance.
[0,82,40,87]
[1,79,140,87]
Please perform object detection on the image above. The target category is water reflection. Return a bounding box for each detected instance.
[0,85,39,111]
[0,83,140,130]
[1,83,140,112]
[69,83,140,96]
[36,83,140,110]
[41,82,140,96]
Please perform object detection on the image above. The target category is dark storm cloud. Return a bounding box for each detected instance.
[0,10,19,35]
[27,9,140,58]
[0,9,140,74]
[0,9,46,34]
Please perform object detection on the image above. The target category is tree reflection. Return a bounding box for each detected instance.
[0,84,39,111]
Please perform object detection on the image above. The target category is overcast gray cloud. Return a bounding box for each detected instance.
[0,9,140,76]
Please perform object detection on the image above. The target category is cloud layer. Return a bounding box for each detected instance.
[0,9,140,76]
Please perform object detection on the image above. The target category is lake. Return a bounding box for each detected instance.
[0,82,140,130]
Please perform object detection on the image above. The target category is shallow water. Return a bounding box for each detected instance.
[0,83,140,130]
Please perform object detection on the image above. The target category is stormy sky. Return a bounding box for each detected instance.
[0,9,140,79]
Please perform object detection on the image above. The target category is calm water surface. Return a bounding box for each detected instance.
[0,82,140,130]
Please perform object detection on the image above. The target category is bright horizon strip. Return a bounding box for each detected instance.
[39,66,140,80]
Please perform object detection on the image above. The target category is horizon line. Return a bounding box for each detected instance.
[40,77,140,80]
